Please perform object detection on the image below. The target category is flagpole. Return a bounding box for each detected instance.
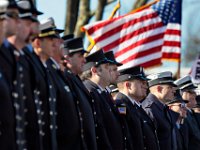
[108,0,121,19]
[177,60,181,79]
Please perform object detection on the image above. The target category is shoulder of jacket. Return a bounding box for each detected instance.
[142,98,154,108]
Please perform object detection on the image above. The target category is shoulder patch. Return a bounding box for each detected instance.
[118,106,126,115]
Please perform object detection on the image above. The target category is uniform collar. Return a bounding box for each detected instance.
[121,92,141,107]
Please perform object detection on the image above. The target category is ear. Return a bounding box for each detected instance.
[125,81,131,89]
[33,38,41,48]
[91,66,97,74]
[157,85,163,93]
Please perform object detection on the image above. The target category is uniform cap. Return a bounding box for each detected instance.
[117,66,148,83]
[38,17,64,38]
[174,75,197,91]
[147,71,176,87]
[104,51,122,66]
[0,0,9,19]
[63,37,87,54]
[82,49,113,71]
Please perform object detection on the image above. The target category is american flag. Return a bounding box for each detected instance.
[82,0,182,70]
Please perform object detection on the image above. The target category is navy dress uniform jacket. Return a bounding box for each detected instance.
[142,93,177,150]
[0,41,16,89]
[116,92,160,150]
[185,110,200,150]
[23,47,54,150]
[84,80,126,150]
[18,51,42,150]
[175,121,189,150]
[0,68,16,150]
[47,59,91,150]
[64,69,97,150]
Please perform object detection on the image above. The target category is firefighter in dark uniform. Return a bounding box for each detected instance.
[142,71,178,150]
[104,51,134,150]
[192,95,200,126]
[166,89,189,150]
[21,2,57,150]
[46,30,97,149]
[115,66,160,150]
[26,17,63,150]
[11,1,47,149]
[174,75,200,150]
[81,49,127,150]
[59,37,98,150]
[46,40,84,150]
[0,1,30,149]
[0,1,16,149]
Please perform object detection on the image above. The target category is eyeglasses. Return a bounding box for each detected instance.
[6,12,19,20]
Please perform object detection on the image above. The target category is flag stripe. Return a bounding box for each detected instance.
[163,41,180,47]
[85,9,157,35]
[93,12,161,42]
[120,45,162,64]
[107,27,165,53]
[97,24,165,51]
[84,0,182,69]
[118,52,162,70]
[115,34,164,58]
[116,39,163,61]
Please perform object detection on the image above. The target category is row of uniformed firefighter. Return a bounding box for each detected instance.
[0,0,200,150]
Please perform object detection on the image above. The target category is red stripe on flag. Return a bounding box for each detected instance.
[88,12,159,35]
[120,45,162,64]
[114,33,164,57]
[140,58,162,68]
[163,41,180,47]
[96,21,164,48]
[165,29,181,35]
[162,52,180,59]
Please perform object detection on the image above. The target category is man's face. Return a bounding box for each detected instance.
[52,38,63,58]
[183,90,197,108]
[97,63,111,86]
[17,19,32,44]
[128,79,148,101]
[109,64,120,84]
[160,84,175,101]
[40,37,56,59]
[29,21,40,41]
[68,52,86,75]
[4,8,19,37]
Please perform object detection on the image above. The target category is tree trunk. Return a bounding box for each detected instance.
[95,0,107,21]
[74,0,92,37]
[132,0,148,10]
[64,0,80,35]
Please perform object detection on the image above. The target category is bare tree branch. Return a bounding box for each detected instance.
[64,0,80,35]
[132,0,148,10]
[106,0,117,6]
[74,0,92,37]
[95,0,107,21]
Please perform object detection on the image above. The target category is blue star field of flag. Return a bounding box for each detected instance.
[151,0,182,25]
